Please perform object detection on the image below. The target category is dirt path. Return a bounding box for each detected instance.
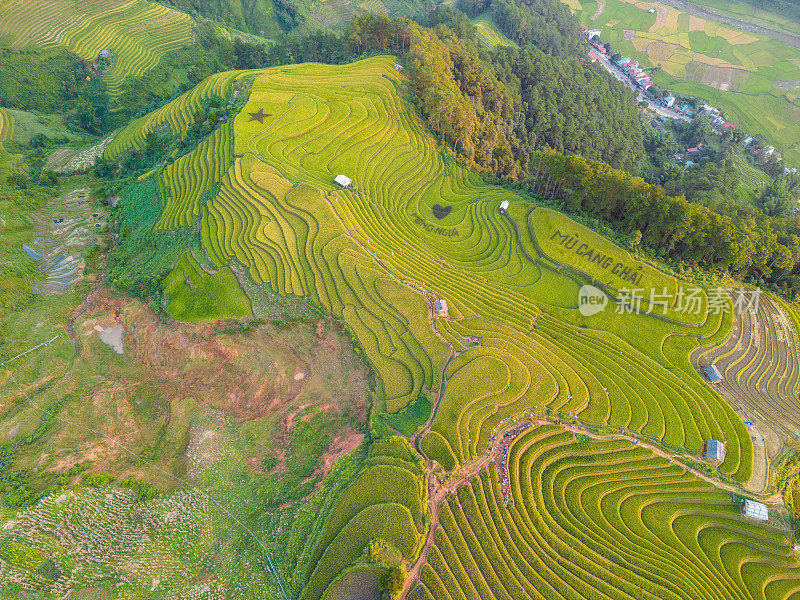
[400,450,498,600]
[590,0,605,20]
[655,0,800,50]
[400,414,784,599]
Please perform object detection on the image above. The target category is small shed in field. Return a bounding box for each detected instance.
[335,174,352,188]
[705,439,725,462]
[703,364,722,384]
[434,299,449,318]
[499,200,510,212]
[742,499,768,522]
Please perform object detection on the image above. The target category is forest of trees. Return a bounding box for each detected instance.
[457,0,580,56]
[406,9,644,178]
[532,150,800,294]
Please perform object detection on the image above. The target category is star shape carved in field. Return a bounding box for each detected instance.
[248,108,270,124]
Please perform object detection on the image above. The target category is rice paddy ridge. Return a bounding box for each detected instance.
[0,107,16,141]
[105,70,248,159]
[410,424,800,600]
[157,125,232,229]
[168,57,754,480]
[0,0,194,98]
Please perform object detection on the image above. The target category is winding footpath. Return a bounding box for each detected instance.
[401,411,785,600]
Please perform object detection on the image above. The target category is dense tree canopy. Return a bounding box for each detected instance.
[405,15,644,178]
[458,0,580,56]
[534,150,800,295]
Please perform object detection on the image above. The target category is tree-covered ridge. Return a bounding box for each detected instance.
[534,150,800,287]
[458,0,581,56]
[406,13,644,179]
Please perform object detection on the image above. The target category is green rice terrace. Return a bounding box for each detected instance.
[3,55,800,599]
[0,0,194,97]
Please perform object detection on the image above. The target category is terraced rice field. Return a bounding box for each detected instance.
[105,73,248,159]
[44,135,115,174]
[569,0,800,164]
[0,107,20,180]
[693,292,800,489]
[0,0,194,97]
[21,189,106,293]
[0,107,15,141]
[411,425,800,600]
[299,437,428,600]
[118,56,800,598]
[161,57,750,477]
[472,17,517,48]
[158,125,231,229]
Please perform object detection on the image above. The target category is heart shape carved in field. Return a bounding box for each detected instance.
[432,204,452,219]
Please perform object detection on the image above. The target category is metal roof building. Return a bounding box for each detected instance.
[500,200,510,212]
[334,174,352,187]
[434,299,448,316]
[705,439,725,462]
[703,364,722,384]
[742,499,769,522]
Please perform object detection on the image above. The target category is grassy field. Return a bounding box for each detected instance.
[163,249,252,320]
[568,0,800,164]
[0,0,194,98]
[412,425,800,600]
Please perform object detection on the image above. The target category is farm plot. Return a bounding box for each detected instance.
[693,293,800,464]
[169,57,751,479]
[411,425,800,600]
[44,134,115,174]
[565,0,800,163]
[22,188,106,293]
[0,487,222,598]
[0,0,194,98]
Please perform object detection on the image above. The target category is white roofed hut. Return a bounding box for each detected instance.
[335,174,352,188]
[499,200,510,212]
[742,499,769,522]
[434,299,449,318]
[705,439,725,463]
